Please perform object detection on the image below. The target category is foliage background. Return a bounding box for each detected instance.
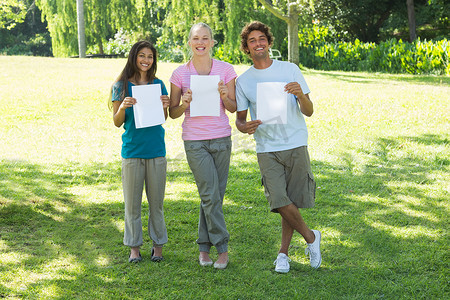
[298,34,449,75]
[1,0,448,73]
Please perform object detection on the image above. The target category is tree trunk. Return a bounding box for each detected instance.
[287,3,299,65]
[76,0,86,58]
[98,39,104,55]
[406,0,416,42]
[30,1,36,30]
[257,0,300,64]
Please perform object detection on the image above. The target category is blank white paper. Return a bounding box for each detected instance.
[132,84,165,129]
[256,82,288,124]
[190,75,220,117]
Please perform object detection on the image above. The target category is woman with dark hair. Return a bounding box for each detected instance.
[111,41,170,263]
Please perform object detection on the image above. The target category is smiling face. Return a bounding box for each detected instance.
[246,30,271,60]
[188,26,214,57]
[135,47,154,74]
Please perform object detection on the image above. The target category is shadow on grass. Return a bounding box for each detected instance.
[309,134,447,296]
[225,133,448,297]
[0,133,448,298]
[0,160,126,297]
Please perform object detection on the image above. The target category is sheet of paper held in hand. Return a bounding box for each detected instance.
[132,84,165,129]
[190,75,220,117]
[257,82,288,124]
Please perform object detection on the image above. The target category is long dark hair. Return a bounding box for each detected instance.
[109,41,158,108]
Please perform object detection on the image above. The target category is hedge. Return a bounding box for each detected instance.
[299,38,449,75]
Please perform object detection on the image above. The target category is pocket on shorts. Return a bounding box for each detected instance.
[307,171,316,201]
[261,175,270,198]
[293,171,316,208]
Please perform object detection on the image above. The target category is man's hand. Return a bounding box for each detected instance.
[285,82,313,117]
[284,82,304,98]
[236,110,262,135]
[243,120,262,135]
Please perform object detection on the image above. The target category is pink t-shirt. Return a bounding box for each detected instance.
[170,59,237,141]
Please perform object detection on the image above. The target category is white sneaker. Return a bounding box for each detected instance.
[273,253,291,273]
[305,230,322,269]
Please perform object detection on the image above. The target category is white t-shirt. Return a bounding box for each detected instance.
[236,60,311,153]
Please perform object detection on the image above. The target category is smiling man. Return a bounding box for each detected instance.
[235,21,322,273]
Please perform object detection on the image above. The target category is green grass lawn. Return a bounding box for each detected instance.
[0,55,449,299]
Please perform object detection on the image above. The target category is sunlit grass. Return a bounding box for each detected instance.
[0,55,449,299]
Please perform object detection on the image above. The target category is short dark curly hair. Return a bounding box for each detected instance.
[240,21,274,55]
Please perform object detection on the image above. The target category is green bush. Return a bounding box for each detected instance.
[0,32,52,56]
[25,33,52,56]
[299,37,449,75]
[156,36,185,63]
[104,29,135,57]
[103,29,159,58]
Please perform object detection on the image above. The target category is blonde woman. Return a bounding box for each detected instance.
[169,23,237,269]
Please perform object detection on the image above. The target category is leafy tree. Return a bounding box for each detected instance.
[310,0,405,42]
[37,0,167,57]
[428,0,450,30]
[6,0,449,59]
[0,0,51,56]
[159,0,221,50]
[159,0,288,62]
[409,0,449,39]
[37,0,118,56]
[37,0,78,56]
[0,0,28,30]
[377,0,449,40]
[309,0,448,42]
[221,0,290,62]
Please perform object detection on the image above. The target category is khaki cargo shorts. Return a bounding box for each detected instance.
[257,146,316,213]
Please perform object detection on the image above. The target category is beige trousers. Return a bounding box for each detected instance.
[122,157,168,247]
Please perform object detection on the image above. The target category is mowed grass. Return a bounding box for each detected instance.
[0,55,449,299]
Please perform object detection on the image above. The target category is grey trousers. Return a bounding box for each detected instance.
[122,157,168,247]
[184,136,231,254]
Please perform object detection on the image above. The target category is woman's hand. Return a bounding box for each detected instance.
[219,79,237,113]
[161,95,170,109]
[113,97,136,128]
[119,97,136,111]
[181,89,192,108]
[218,80,229,101]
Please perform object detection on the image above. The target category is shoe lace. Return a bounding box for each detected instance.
[305,245,316,260]
[273,255,291,266]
